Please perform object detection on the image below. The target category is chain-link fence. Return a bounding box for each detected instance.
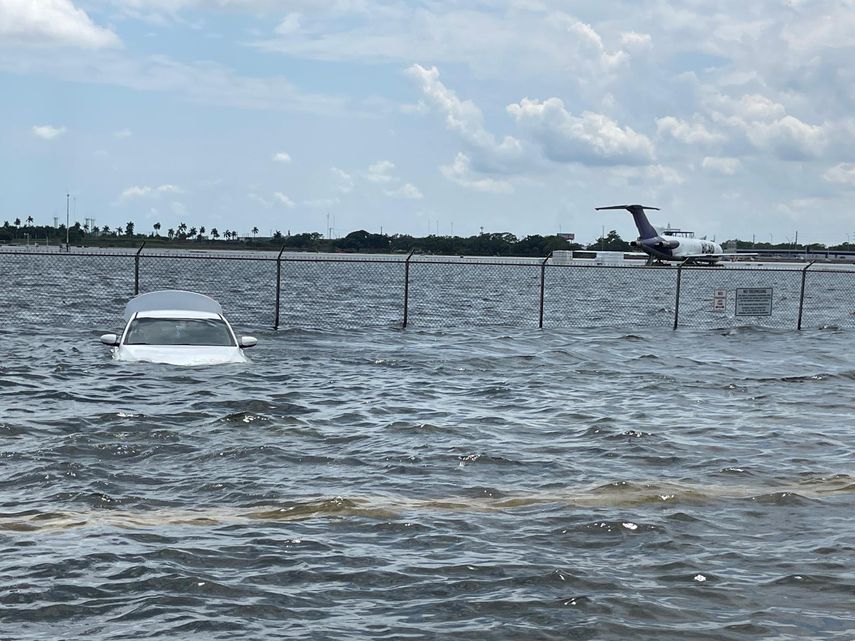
[1,247,853,332]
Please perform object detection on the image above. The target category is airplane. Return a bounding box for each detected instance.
[595,204,751,265]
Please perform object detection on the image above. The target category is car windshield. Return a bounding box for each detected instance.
[124,317,235,346]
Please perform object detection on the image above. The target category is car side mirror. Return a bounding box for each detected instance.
[239,336,257,349]
[100,333,120,346]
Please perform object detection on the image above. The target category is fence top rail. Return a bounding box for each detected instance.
[137,248,281,261]
[409,258,544,267]
[0,248,140,258]
[1,247,851,274]
[280,256,406,264]
[670,264,809,274]
[803,265,855,274]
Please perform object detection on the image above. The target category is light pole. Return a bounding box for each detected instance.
[65,193,70,251]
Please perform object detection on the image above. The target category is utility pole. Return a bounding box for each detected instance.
[65,193,70,251]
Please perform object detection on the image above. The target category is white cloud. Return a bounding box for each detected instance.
[121,186,151,199]
[113,128,133,138]
[556,16,628,71]
[119,184,182,200]
[656,116,724,146]
[331,167,354,193]
[275,13,302,35]
[272,151,292,163]
[0,50,348,115]
[748,115,827,160]
[273,192,295,207]
[252,6,632,82]
[823,163,855,188]
[366,160,395,183]
[645,164,684,186]
[303,197,340,208]
[612,164,684,186]
[0,0,120,49]
[32,124,67,140]
[508,98,655,166]
[385,183,422,199]
[780,5,855,53]
[620,31,652,50]
[706,93,828,160]
[702,156,742,175]
[441,153,513,194]
[249,192,270,207]
[407,64,524,172]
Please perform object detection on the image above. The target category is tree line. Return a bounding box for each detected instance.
[2,217,853,256]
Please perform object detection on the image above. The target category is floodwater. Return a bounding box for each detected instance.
[1,320,854,640]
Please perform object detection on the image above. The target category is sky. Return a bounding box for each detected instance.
[2,0,855,245]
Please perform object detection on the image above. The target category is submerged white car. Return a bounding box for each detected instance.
[100,290,257,365]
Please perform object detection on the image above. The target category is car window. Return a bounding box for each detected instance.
[124,318,235,346]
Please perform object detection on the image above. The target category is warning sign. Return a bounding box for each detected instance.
[712,289,727,312]
[735,288,773,316]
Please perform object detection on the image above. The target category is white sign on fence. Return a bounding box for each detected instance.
[735,287,773,316]
[712,289,727,312]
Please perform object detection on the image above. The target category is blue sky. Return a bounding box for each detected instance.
[2,0,855,244]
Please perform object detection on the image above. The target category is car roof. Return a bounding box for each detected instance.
[123,290,223,320]
[134,310,223,320]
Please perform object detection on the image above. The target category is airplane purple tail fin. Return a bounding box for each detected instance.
[595,204,660,240]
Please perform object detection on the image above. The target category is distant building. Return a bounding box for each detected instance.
[558,232,575,241]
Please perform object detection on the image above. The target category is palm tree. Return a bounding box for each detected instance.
[177,222,187,239]
[153,222,161,237]
[167,228,175,240]
[125,221,135,237]
[198,226,206,240]
[26,216,33,227]
[14,218,20,229]
[211,228,219,240]
[103,225,111,235]
[188,226,197,239]
[252,226,259,238]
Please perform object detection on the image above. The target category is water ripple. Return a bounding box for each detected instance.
[1,325,854,639]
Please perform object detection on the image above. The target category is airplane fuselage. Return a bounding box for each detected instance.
[632,234,723,263]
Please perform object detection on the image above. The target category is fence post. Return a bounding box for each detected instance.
[797,261,815,330]
[673,262,684,330]
[274,245,286,330]
[134,241,146,296]
[402,249,415,328]
[539,252,552,329]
